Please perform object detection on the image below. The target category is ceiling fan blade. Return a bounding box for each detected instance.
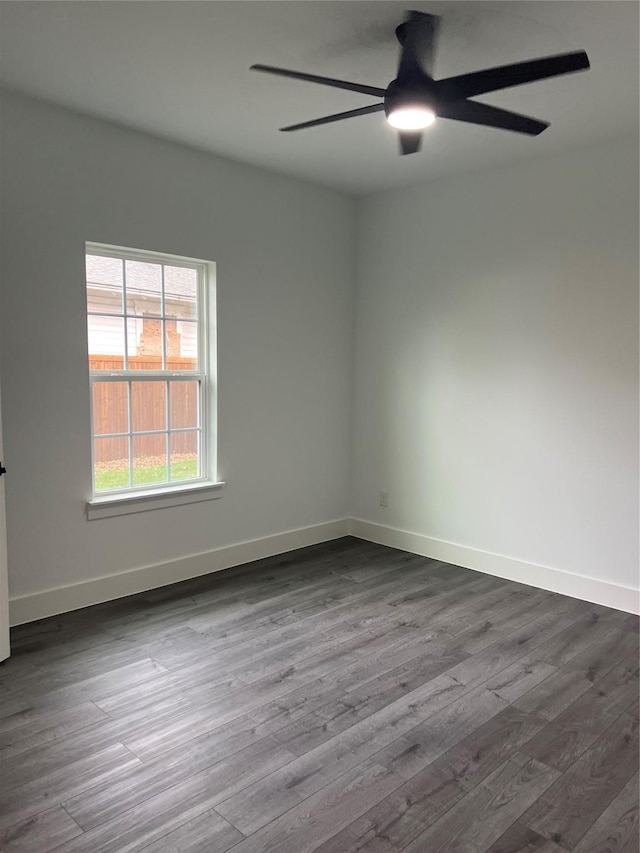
[399,131,422,155]
[397,11,440,80]
[436,51,590,101]
[438,100,549,135]
[251,64,386,98]
[280,103,385,132]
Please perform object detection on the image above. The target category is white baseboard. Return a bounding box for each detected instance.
[10,516,638,625]
[9,519,350,626]
[349,518,640,615]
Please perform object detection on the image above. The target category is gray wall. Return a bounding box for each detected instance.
[352,135,639,591]
[0,93,356,599]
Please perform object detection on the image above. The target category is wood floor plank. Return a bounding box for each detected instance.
[179,551,439,641]
[0,658,48,696]
[0,723,141,794]
[620,831,640,853]
[2,538,636,853]
[337,549,436,583]
[233,567,496,676]
[442,598,601,694]
[560,620,639,682]
[153,595,400,672]
[373,685,512,781]
[454,590,561,655]
[0,805,82,853]
[571,771,639,853]
[415,584,545,640]
[0,681,251,792]
[272,649,468,756]
[53,783,227,853]
[513,665,594,721]
[483,821,566,852]
[371,659,556,782]
[522,703,639,849]
[521,608,631,669]
[0,744,141,833]
[18,634,173,682]
[63,738,295,830]
[89,660,245,720]
[0,659,168,729]
[101,627,216,673]
[522,658,639,771]
[183,572,360,636]
[110,627,450,761]
[0,701,108,760]
[215,761,405,853]
[8,613,114,656]
[311,705,546,853]
[91,570,473,722]
[95,563,347,647]
[400,753,560,853]
[310,784,433,853]
[215,672,470,835]
[484,659,558,703]
[220,619,417,687]
[135,809,243,853]
[238,599,472,737]
[241,606,478,737]
[180,573,432,663]
[108,540,364,626]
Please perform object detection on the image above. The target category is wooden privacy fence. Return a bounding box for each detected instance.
[91,356,198,464]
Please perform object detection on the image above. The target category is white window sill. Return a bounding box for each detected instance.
[86,481,225,520]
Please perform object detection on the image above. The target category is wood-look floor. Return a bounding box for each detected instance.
[1,537,638,853]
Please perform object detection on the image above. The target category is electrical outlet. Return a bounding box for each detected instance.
[379,490,389,507]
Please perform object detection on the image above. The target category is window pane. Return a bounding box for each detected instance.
[92,381,129,435]
[86,255,124,315]
[94,436,130,492]
[164,266,198,320]
[86,255,123,288]
[126,292,162,320]
[170,431,199,481]
[125,260,162,317]
[165,320,198,368]
[88,289,124,316]
[170,381,199,429]
[133,434,168,486]
[88,315,125,368]
[131,381,166,432]
[127,316,163,368]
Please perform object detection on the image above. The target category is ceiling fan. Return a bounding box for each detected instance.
[250,10,590,155]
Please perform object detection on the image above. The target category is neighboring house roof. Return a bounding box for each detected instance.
[86,254,196,302]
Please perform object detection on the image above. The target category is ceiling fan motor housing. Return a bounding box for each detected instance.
[394,22,409,45]
[383,77,437,120]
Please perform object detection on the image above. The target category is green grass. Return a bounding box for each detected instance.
[95,458,198,492]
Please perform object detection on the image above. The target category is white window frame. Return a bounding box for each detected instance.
[85,243,223,520]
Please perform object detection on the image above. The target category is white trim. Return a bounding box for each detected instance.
[86,243,213,269]
[10,516,637,626]
[86,480,225,520]
[349,518,640,615]
[0,391,9,661]
[86,242,216,501]
[9,519,350,626]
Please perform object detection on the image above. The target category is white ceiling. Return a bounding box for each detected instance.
[0,1,637,195]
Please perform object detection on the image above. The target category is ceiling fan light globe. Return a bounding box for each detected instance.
[387,107,436,130]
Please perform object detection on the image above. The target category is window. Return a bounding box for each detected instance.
[86,244,220,515]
